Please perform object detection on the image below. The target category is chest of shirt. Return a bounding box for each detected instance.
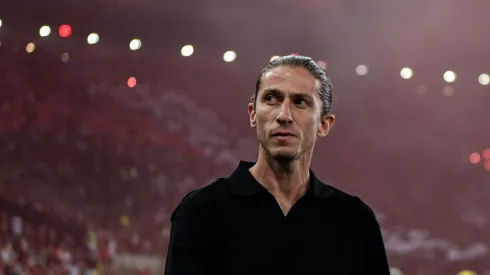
[218,195,363,275]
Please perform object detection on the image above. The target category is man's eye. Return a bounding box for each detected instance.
[296,99,309,107]
[265,95,279,103]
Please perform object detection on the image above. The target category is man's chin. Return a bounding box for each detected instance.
[268,149,298,163]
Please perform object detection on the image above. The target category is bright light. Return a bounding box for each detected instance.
[442,85,454,97]
[127,77,137,88]
[270,56,280,62]
[87,33,99,45]
[223,51,236,62]
[400,67,413,79]
[0,18,2,28]
[483,148,490,160]
[356,64,368,76]
[181,45,194,57]
[58,24,72,38]
[129,39,141,50]
[61,53,70,63]
[478,73,489,86]
[39,25,51,37]
[485,160,490,172]
[443,71,456,83]
[458,270,477,275]
[469,152,481,164]
[26,42,36,53]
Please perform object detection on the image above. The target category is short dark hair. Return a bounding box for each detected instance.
[253,55,333,116]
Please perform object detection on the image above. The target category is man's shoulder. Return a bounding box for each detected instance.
[186,177,229,201]
[323,183,377,219]
[171,178,229,218]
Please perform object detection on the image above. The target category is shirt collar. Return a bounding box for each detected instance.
[228,161,332,198]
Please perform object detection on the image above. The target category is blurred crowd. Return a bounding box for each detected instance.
[0,44,234,274]
[0,209,98,275]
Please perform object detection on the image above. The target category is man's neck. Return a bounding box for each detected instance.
[249,149,312,203]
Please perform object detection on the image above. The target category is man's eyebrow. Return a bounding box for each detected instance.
[262,88,282,95]
[262,88,315,100]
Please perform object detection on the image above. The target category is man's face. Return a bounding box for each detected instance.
[248,66,334,163]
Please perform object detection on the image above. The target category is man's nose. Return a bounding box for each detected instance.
[276,102,293,124]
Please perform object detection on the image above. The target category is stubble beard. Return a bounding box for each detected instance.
[259,134,304,165]
[258,131,311,165]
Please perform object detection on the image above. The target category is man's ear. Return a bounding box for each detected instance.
[317,114,335,137]
[248,103,257,128]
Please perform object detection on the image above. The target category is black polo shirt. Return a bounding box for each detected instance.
[165,161,390,275]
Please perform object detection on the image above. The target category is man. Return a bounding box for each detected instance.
[165,55,390,275]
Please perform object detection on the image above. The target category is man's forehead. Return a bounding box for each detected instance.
[262,66,321,93]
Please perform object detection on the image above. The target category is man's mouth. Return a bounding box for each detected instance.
[271,132,296,138]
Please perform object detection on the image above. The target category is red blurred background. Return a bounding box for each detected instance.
[0,0,489,274]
